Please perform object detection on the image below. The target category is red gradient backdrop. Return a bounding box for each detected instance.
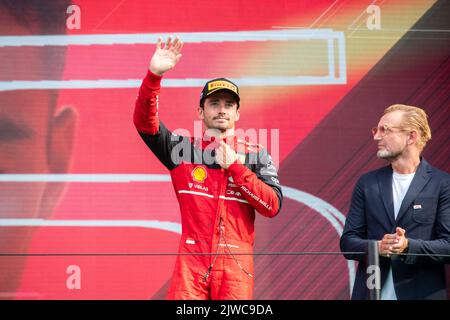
[0,0,448,299]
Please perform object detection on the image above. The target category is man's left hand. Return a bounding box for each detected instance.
[215,141,238,169]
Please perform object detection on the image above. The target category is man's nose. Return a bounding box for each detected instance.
[217,104,226,112]
[373,132,382,141]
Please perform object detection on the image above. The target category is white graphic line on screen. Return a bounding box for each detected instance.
[308,0,339,29]
[0,174,344,225]
[0,219,181,234]
[0,76,347,91]
[0,29,341,46]
[328,38,336,79]
[0,29,347,90]
[0,174,171,182]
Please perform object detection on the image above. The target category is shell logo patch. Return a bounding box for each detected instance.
[192,166,207,183]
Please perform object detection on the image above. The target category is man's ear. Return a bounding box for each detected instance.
[198,106,204,120]
[235,108,240,122]
[39,106,78,219]
[408,130,418,145]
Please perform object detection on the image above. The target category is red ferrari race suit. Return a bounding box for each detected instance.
[133,70,283,300]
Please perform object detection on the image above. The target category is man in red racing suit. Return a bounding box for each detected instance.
[133,36,282,300]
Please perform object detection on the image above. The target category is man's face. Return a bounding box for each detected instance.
[0,91,54,296]
[199,91,240,132]
[373,110,409,160]
[0,2,76,298]
[0,91,53,217]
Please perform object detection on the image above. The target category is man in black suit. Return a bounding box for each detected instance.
[340,104,450,300]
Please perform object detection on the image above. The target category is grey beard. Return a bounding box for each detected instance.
[377,149,402,160]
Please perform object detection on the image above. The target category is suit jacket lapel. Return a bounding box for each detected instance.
[377,166,395,226]
[396,159,432,223]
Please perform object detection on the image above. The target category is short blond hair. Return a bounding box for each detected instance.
[384,104,432,149]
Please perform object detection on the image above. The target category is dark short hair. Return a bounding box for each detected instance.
[1,0,71,35]
[1,0,71,82]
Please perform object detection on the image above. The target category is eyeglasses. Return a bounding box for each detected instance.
[371,124,406,137]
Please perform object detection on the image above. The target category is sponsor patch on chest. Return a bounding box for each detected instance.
[188,182,209,192]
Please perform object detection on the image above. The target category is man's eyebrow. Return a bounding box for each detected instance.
[208,97,235,102]
[0,117,35,139]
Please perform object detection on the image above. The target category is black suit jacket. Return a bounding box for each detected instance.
[340,158,450,299]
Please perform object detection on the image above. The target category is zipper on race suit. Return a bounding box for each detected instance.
[203,169,228,282]
[219,217,253,279]
[203,169,253,281]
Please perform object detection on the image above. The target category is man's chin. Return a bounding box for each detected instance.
[207,124,228,132]
[377,150,400,161]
